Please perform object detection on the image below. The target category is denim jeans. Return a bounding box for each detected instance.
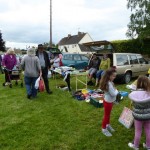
[96,70,105,80]
[24,76,38,97]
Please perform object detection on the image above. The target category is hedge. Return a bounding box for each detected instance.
[112,39,150,56]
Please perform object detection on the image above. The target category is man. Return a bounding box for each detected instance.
[36,44,52,94]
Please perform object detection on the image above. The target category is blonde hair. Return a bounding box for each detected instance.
[7,48,15,54]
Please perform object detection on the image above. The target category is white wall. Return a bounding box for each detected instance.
[58,44,82,53]
[79,33,93,44]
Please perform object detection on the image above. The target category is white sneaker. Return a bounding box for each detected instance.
[106,125,115,132]
[102,129,112,137]
[128,143,139,150]
[143,143,150,150]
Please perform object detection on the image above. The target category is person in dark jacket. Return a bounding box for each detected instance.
[36,44,52,94]
[128,76,150,150]
[87,54,100,85]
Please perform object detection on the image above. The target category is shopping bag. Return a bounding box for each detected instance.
[39,78,45,92]
[35,77,40,89]
[48,70,52,78]
[118,107,134,129]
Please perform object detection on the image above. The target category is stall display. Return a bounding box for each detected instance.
[53,66,88,91]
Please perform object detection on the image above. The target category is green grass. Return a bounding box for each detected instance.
[0,74,146,150]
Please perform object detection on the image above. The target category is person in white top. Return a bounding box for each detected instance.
[53,55,60,68]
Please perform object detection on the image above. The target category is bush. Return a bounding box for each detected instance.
[112,39,150,56]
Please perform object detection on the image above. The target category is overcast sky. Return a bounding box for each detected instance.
[0,0,131,49]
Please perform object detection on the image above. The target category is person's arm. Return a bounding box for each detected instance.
[14,55,17,66]
[45,52,51,69]
[2,55,6,67]
[36,57,42,76]
[21,57,25,70]
[54,58,60,63]
[108,82,118,97]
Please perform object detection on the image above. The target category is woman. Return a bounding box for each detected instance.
[95,54,110,86]
[21,48,42,99]
[2,48,17,86]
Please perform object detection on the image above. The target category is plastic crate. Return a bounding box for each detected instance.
[90,97,103,108]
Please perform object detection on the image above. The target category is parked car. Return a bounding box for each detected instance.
[61,53,89,70]
[86,41,150,83]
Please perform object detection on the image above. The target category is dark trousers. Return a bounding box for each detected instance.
[4,69,11,83]
[42,68,50,92]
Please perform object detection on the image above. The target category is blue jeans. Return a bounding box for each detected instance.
[96,70,105,80]
[24,76,38,97]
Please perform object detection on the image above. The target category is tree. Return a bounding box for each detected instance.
[126,0,150,40]
[0,30,6,52]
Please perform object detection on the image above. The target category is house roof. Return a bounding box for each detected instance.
[58,32,86,45]
[78,44,91,52]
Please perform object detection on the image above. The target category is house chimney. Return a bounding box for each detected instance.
[68,34,71,38]
[78,32,82,35]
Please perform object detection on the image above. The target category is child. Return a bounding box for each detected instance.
[100,68,118,136]
[128,76,150,150]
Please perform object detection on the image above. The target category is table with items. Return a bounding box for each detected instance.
[53,66,88,91]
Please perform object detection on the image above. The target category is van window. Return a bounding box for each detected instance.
[130,55,139,64]
[74,55,81,61]
[116,55,129,66]
[63,54,73,60]
[137,55,146,64]
[81,55,89,61]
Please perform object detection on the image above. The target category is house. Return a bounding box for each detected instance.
[58,32,93,53]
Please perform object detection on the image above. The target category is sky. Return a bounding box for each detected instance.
[0,0,131,49]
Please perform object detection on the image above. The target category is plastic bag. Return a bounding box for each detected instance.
[35,77,40,89]
[48,70,52,78]
[39,78,45,92]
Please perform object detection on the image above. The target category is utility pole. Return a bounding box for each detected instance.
[50,0,52,47]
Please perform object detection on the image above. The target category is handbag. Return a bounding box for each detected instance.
[118,106,134,129]
[39,78,45,92]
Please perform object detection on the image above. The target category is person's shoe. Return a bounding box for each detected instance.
[102,129,112,137]
[27,94,32,99]
[47,90,52,94]
[106,125,115,132]
[87,81,92,85]
[143,143,150,150]
[128,143,139,150]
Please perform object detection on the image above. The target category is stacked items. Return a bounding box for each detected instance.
[72,89,104,107]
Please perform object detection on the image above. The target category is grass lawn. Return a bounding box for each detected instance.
[0,74,146,150]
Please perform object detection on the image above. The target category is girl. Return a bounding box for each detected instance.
[128,76,150,150]
[100,68,118,137]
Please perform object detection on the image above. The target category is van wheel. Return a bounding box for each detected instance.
[123,72,131,84]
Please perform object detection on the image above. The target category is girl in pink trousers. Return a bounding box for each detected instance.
[128,76,150,150]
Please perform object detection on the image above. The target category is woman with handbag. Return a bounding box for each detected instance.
[128,76,150,150]
[21,48,42,99]
[100,68,118,137]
